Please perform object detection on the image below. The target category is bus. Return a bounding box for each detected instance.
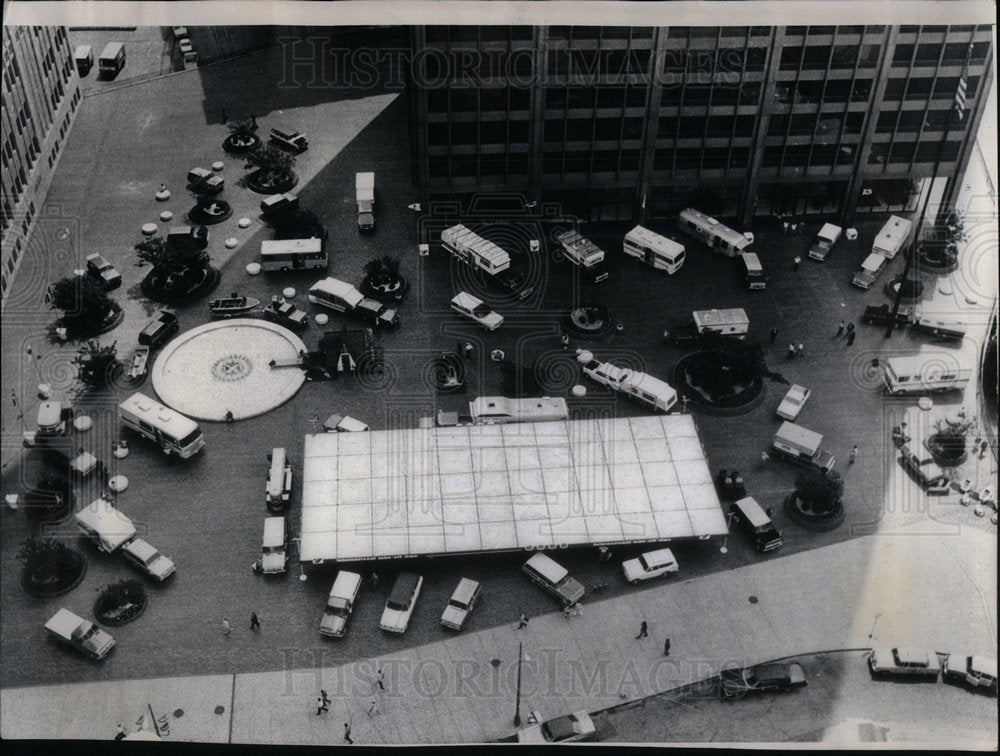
[260,238,327,271]
[118,392,205,458]
[623,225,686,274]
[678,208,751,258]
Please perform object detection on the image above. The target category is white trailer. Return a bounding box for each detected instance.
[873,215,913,259]
[678,208,751,258]
[440,224,511,275]
[882,352,972,394]
[355,172,375,231]
[623,225,686,274]
[555,230,610,282]
[75,498,136,553]
[692,308,749,337]
[582,359,678,412]
[469,396,569,424]
[771,422,836,472]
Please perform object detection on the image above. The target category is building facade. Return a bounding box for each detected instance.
[408,25,994,227]
[1,26,82,303]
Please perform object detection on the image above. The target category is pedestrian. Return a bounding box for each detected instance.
[251,561,262,575]
[787,343,797,359]
[222,618,232,636]
[321,689,331,706]
[597,545,611,563]
[344,722,353,744]
[782,220,789,235]
[836,320,845,337]
[316,695,328,716]
[369,572,379,589]
[759,451,769,468]
[250,112,257,129]
[980,440,989,458]
[846,322,855,334]
[561,334,570,350]
[846,329,856,346]
[250,612,261,631]
[663,638,671,657]
[563,605,572,619]
[793,255,801,271]
[636,621,648,639]
[367,698,380,717]
[224,409,234,423]
[797,342,804,358]
[849,445,858,464]
[769,327,778,344]
[114,725,126,741]
[375,668,385,691]
[517,612,530,630]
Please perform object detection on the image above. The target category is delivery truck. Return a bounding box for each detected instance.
[771,422,836,472]
[356,172,375,231]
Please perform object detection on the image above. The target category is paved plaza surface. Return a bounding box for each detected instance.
[1,30,997,745]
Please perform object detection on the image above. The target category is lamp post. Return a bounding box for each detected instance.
[868,612,882,640]
[513,640,523,727]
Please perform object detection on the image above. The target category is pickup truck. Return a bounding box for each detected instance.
[44,608,115,660]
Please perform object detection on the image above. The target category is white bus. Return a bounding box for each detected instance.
[872,215,912,260]
[119,392,205,458]
[260,238,327,271]
[882,353,972,394]
[623,225,686,274]
[678,208,751,258]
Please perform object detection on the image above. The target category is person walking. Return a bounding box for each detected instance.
[846,329,856,346]
[846,322,855,334]
[663,638,671,657]
[367,698,380,717]
[222,618,232,637]
[369,572,379,589]
[759,451,769,469]
[793,255,801,271]
[344,722,353,744]
[636,621,648,639]
[561,334,570,350]
[250,612,260,631]
[375,668,385,691]
[316,695,328,716]
[797,342,804,358]
[836,320,845,337]
[787,343,797,359]
[517,612,530,629]
[769,327,778,344]
[849,445,858,464]
[597,546,611,563]
[321,689,331,706]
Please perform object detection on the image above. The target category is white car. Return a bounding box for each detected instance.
[867,646,940,678]
[776,384,811,421]
[44,608,115,660]
[621,547,679,584]
[450,291,503,331]
[943,654,998,694]
[379,572,423,633]
[517,710,597,743]
[120,538,176,581]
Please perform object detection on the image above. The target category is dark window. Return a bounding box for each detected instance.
[684,87,711,106]
[763,144,784,167]
[480,122,506,144]
[889,141,916,164]
[450,122,477,145]
[831,45,859,67]
[780,46,803,70]
[545,87,567,109]
[824,79,852,102]
[509,88,530,110]
[884,79,906,100]
[544,119,564,142]
[622,117,644,140]
[876,111,898,133]
[565,119,592,141]
[802,46,831,69]
[915,43,943,64]
[567,88,595,109]
[658,117,678,138]
[591,151,615,173]
[745,47,767,71]
[790,113,818,135]
[892,44,915,65]
[620,149,640,172]
[702,147,730,169]
[905,78,933,101]
[852,79,872,101]
[674,149,701,169]
[509,121,528,143]
[767,113,789,136]
[625,84,648,107]
[595,118,621,140]
[596,86,626,109]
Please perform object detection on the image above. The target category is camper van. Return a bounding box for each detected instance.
[882,353,972,394]
[260,238,327,272]
[554,229,610,282]
[36,400,67,436]
[873,215,913,260]
[771,422,836,472]
[623,225,686,274]
[739,252,768,290]
[319,570,363,637]
[98,42,126,77]
[678,208,751,258]
[808,223,842,262]
[118,392,205,458]
[692,308,750,337]
[266,448,293,512]
[261,517,289,574]
[851,252,888,289]
[75,498,137,554]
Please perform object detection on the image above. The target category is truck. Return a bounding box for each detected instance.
[582,359,678,413]
[909,307,967,340]
[355,172,375,231]
[872,215,913,260]
[308,277,400,328]
[440,224,511,275]
[808,223,842,262]
[692,308,749,337]
[98,42,125,77]
[44,608,115,660]
[554,229,609,283]
[75,498,137,553]
[882,353,972,394]
[771,422,836,472]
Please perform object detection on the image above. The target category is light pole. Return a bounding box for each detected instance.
[513,640,523,727]
[868,613,882,640]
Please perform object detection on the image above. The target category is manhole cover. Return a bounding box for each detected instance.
[748,595,758,604]
[214,706,225,715]
[173,709,184,718]
[490,659,501,668]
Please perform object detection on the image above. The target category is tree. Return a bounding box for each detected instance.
[73,339,121,389]
[18,536,86,595]
[227,116,256,136]
[793,469,843,514]
[698,331,789,385]
[244,144,295,186]
[135,236,210,286]
[24,475,74,522]
[48,275,115,335]
[273,209,326,241]
[364,256,401,287]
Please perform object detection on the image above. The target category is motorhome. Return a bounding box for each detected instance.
[692,308,750,337]
[75,498,137,553]
[440,224,511,275]
[882,353,972,394]
[469,396,569,424]
[623,225,685,274]
[118,392,205,458]
[308,277,399,328]
[678,208,751,257]
[910,307,967,340]
[851,252,888,289]
[554,229,609,282]
[872,215,913,260]
[355,172,375,231]
[260,238,327,272]
[771,422,836,472]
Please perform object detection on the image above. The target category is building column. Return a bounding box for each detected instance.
[527,26,548,203]
[636,27,670,225]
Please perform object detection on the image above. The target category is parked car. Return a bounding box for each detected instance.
[517,710,597,743]
[522,553,585,606]
[720,662,807,697]
[265,447,293,512]
[729,496,782,552]
[262,297,308,331]
[867,646,941,678]
[486,266,534,301]
[440,578,482,630]
[942,654,998,694]
[862,304,912,328]
[450,291,503,330]
[323,414,370,433]
[319,571,363,638]
[776,384,811,422]
[899,445,951,494]
[621,547,679,584]
[380,572,423,633]
[120,537,176,581]
[138,310,179,348]
[44,608,115,660]
[85,253,122,290]
[270,127,308,154]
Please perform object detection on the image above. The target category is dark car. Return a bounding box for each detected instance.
[899,446,951,494]
[486,266,534,301]
[720,662,807,697]
[662,321,701,346]
[138,310,179,348]
[85,253,122,290]
[862,304,912,328]
[262,298,308,331]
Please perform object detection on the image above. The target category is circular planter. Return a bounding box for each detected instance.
[23,484,75,523]
[141,266,220,304]
[20,548,87,597]
[222,132,262,155]
[783,492,845,532]
[561,304,616,338]
[884,276,924,304]
[189,199,233,226]
[360,275,410,302]
[671,350,766,416]
[94,581,148,626]
[924,433,968,467]
[918,253,960,276]
[246,169,298,195]
[59,302,125,341]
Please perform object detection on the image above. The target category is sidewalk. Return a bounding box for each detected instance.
[3,522,994,744]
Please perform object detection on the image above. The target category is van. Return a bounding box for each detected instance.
[260,192,299,217]
[692,308,749,337]
[730,496,783,552]
[851,252,887,290]
[266,448,293,512]
[75,498,137,554]
[319,571,363,637]
[522,553,585,606]
[73,45,93,76]
[898,444,951,494]
[356,172,375,231]
[808,223,842,262]
[739,252,767,290]
[186,168,224,195]
[98,42,126,77]
[882,354,972,394]
[771,421,836,472]
[623,225,686,274]
[261,517,288,574]
[380,572,423,633]
[118,392,205,458]
[441,578,482,630]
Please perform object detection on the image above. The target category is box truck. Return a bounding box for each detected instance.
[771,422,836,472]
[356,172,375,231]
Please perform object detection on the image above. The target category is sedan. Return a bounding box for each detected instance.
[621,547,679,584]
[517,710,597,743]
[867,646,941,678]
[776,384,811,421]
[85,253,122,290]
[720,662,807,697]
[120,538,176,581]
[262,298,308,331]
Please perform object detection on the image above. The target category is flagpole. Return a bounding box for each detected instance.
[885,44,972,339]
